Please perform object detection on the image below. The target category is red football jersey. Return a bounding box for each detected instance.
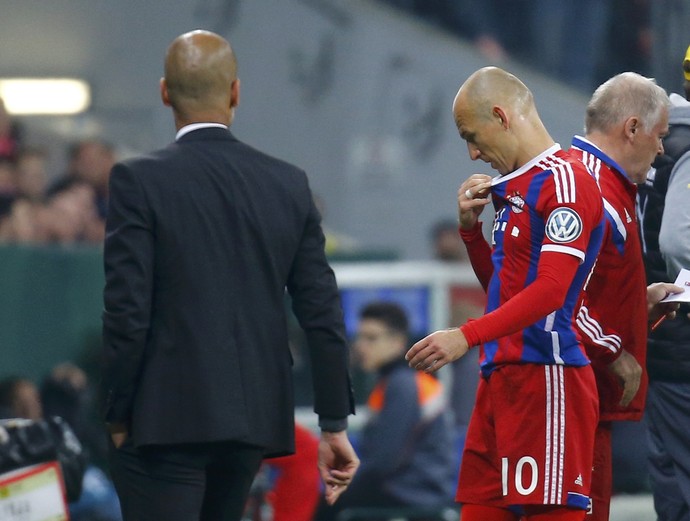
[570,136,649,421]
[465,145,605,377]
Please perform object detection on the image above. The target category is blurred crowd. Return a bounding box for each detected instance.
[0,362,122,521]
[378,0,652,93]
[0,97,111,247]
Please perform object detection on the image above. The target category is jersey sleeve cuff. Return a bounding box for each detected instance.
[460,320,481,348]
[459,221,483,243]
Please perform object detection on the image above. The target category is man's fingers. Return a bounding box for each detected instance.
[405,338,428,364]
[325,484,347,505]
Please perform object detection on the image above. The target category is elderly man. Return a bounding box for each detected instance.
[569,72,682,521]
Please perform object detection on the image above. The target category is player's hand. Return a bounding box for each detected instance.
[405,328,469,373]
[608,349,642,407]
[647,282,683,324]
[458,175,492,231]
[318,431,360,505]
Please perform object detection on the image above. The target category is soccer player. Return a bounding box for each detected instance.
[405,67,605,521]
[570,72,682,521]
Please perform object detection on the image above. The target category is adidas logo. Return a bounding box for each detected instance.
[624,208,633,223]
[575,474,583,486]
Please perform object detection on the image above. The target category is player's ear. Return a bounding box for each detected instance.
[493,106,509,129]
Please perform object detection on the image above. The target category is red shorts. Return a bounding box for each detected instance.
[457,364,598,511]
[587,421,612,521]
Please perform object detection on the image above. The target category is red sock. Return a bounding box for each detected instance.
[461,504,520,521]
[523,505,586,521]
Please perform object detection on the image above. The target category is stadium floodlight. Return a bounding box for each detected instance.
[0,78,91,115]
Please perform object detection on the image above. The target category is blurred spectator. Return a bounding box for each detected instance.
[429,218,467,262]
[40,362,122,521]
[0,371,121,521]
[46,183,106,244]
[40,362,109,471]
[0,158,16,193]
[0,197,43,242]
[14,146,50,202]
[50,139,115,220]
[0,376,43,421]
[0,182,105,245]
[315,301,457,520]
[0,96,22,162]
[0,376,87,506]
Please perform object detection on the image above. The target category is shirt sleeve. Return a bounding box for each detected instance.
[574,295,623,365]
[460,221,493,291]
[461,251,579,347]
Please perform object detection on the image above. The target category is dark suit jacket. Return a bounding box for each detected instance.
[101,127,354,457]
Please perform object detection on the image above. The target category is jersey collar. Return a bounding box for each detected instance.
[570,135,629,181]
[491,143,561,187]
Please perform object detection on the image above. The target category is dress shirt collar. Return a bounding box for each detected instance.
[175,123,228,141]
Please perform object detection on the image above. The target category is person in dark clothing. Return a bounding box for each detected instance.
[639,43,690,521]
[101,29,358,521]
[316,301,456,521]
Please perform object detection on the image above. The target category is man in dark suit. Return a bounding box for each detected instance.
[101,29,359,521]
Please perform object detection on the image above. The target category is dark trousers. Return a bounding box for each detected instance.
[109,438,264,521]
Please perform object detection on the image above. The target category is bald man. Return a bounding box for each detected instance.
[406,67,605,521]
[101,30,359,521]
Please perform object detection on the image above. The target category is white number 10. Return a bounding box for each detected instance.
[502,456,538,496]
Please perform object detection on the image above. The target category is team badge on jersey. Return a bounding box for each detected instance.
[507,192,525,213]
[545,207,582,243]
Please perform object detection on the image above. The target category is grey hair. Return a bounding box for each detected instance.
[585,72,669,134]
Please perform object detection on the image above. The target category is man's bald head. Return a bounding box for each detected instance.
[453,67,535,126]
[451,67,553,174]
[163,30,238,123]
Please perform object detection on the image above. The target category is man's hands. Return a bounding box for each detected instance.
[318,431,360,505]
[608,350,642,407]
[647,282,683,326]
[405,328,470,373]
[458,174,492,231]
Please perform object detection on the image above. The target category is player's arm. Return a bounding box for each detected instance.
[459,221,492,290]
[458,175,493,290]
[461,250,577,346]
[406,250,578,371]
[575,292,642,406]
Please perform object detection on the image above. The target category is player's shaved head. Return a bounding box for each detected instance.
[453,67,535,126]
[451,67,554,173]
[163,30,237,121]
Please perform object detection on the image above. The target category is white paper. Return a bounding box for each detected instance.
[660,268,690,303]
